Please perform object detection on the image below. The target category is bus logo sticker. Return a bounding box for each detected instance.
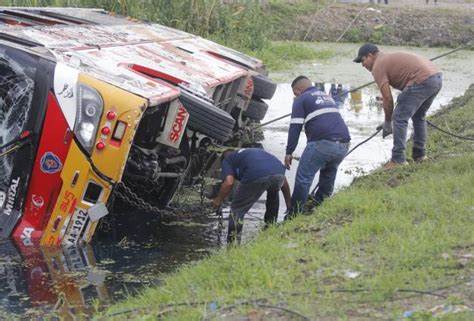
[57,83,74,98]
[40,152,62,174]
[31,195,45,209]
[168,105,188,143]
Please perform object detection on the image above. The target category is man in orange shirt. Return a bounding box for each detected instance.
[354,43,442,168]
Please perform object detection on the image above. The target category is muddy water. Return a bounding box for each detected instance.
[253,43,474,229]
[0,202,223,319]
[1,44,473,319]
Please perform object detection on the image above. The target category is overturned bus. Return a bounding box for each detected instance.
[0,7,277,247]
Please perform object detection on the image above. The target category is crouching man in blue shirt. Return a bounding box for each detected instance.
[212,148,291,243]
[285,76,351,217]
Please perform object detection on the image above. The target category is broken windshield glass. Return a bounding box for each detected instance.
[0,53,35,198]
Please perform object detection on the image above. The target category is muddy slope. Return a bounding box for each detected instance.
[274,4,474,48]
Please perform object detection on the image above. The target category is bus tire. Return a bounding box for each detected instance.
[252,74,277,100]
[179,90,235,142]
[243,98,268,121]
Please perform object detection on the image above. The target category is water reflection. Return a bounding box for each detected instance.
[0,201,224,319]
[0,240,103,319]
[313,82,350,107]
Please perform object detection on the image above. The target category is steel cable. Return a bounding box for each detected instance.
[249,42,473,133]
[427,120,474,141]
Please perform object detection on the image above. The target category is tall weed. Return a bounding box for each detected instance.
[7,0,270,50]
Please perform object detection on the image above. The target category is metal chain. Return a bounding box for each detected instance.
[115,181,164,216]
[200,174,206,205]
[115,181,217,219]
[198,150,218,204]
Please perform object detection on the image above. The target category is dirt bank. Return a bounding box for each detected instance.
[273,3,474,48]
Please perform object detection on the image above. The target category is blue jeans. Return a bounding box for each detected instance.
[392,73,442,163]
[291,140,349,213]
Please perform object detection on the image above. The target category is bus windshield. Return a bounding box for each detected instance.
[0,53,35,199]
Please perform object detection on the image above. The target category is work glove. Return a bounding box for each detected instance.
[377,121,392,138]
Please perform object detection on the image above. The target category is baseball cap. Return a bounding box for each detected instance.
[353,43,379,63]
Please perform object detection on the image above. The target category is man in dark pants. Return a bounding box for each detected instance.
[212,148,291,243]
[285,76,350,217]
[353,43,442,169]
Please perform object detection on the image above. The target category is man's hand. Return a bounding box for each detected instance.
[284,154,293,170]
[381,120,392,138]
[212,175,235,210]
[280,177,292,211]
[212,198,221,210]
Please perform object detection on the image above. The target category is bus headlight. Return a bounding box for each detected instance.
[79,122,95,142]
[74,85,104,155]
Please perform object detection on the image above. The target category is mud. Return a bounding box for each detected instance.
[275,2,474,48]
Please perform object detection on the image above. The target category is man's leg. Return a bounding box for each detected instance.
[227,211,243,243]
[313,142,348,206]
[229,179,268,243]
[263,175,285,225]
[412,74,442,160]
[291,142,326,214]
[392,99,412,163]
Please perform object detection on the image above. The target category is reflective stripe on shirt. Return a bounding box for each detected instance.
[290,117,305,124]
[305,107,340,123]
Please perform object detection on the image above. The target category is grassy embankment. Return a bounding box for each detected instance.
[100,86,474,320]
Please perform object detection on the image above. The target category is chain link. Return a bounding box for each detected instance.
[114,147,222,219]
[199,152,215,204]
[115,182,164,216]
[115,181,218,219]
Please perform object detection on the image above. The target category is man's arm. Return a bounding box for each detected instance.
[285,99,304,169]
[212,175,235,209]
[280,177,291,211]
[380,82,394,122]
[379,82,394,138]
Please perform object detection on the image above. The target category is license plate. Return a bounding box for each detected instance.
[62,208,89,247]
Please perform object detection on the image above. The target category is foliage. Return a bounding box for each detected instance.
[5,0,337,51]
[7,0,270,50]
[208,1,269,51]
[246,41,335,70]
[369,25,386,44]
[4,0,474,49]
[345,27,363,43]
[5,0,337,62]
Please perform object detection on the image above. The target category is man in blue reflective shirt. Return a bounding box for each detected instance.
[285,76,350,217]
[212,148,291,243]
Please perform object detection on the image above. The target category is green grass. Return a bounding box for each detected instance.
[100,86,474,320]
[246,41,336,71]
